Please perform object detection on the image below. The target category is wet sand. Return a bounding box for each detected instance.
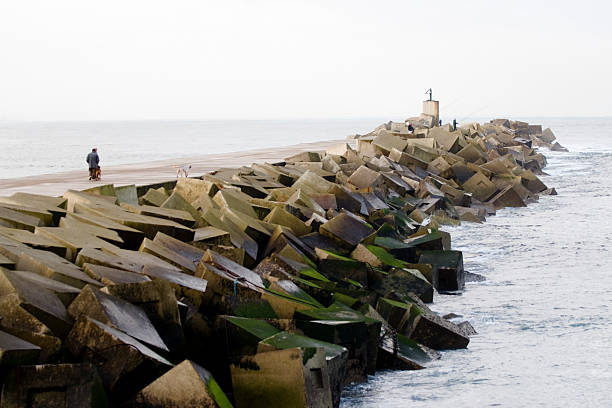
[0,139,346,197]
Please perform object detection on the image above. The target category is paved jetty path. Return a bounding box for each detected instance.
[0,139,346,197]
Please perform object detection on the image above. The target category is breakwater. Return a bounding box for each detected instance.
[0,118,564,407]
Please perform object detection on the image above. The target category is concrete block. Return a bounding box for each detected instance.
[0,206,42,232]
[0,200,54,227]
[60,216,124,247]
[0,293,61,362]
[376,267,433,303]
[258,332,347,408]
[154,231,205,265]
[9,192,66,212]
[292,170,335,195]
[63,189,117,212]
[347,165,384,191]
[216,315,281,357]
[75,202,195,242]
[295,302,381,377]
[83,262,151,285]
[230,347,333,408]
[201,208,258,262]
[403,300,469,350]
[0,363,108,408]
[321,155,341,174]
[259,290,316,319]
[0,253,15,269]
[67,210,144,248]
[133,360,231,408]
[461,172,498,202]
[103,279,185,356]
[199,250,264,289]
[66,317,172,398]
[376,297,413,332]
[487,184,527,209]
[139,238,198,274]
[388,148,429,170]
[83,245,173,274]
[287,189,325,216]
[115,184,139,206]
[372,132,408,155]
[8,270,80,306]
[220,207,273,247]
[0,269,73,337]
[14,247,101,288]
[264,226,317,262]
[174,177,219,203]
[83,183,117,197]
[213,190,258,219]
[0,227,68,258]
[140,187,169,207]
[450,162,475,184]
[454,206,485,223]
[68,285,169,351]
[439,183,469,206]
[264,207,312,237]
[142,264,208,309]
[427,156,452,178]
[0,329,41,367]
[319,212,375,250]
[377,331,437,371]
[540,128,556,143]
[418,250,464,292]
[456,143,485,163]
[520,169,548,193]
[35,226,120,262]
[192,226,232,247]
[76,247,150,273]
[121,202,196,228]
[160,191,208,227]
[285,151,322,163]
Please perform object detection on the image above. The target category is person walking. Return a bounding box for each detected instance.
[86,148,99,180]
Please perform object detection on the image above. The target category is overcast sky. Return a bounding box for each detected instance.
[0,0,610,121]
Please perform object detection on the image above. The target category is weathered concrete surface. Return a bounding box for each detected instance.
[66,316,172,398]
[68,285,169,351]
[0,329,41,367]
[132,359,232,408]
[1,363,108,408]
[230,347,333,408]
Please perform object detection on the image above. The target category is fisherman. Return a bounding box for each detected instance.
[86,148,100,180]
[407,122,414,133]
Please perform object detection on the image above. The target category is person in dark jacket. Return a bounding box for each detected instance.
[86,148,100,180]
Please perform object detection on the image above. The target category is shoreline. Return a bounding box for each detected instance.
[0,139,347,197]
[0,118,564,407]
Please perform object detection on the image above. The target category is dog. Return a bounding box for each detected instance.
[174,164,191,178]
[93,166,101,181]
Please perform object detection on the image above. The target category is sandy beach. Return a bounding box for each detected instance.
[0,139,346,197]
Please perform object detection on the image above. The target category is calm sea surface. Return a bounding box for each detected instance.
[1,117,611,406]
[342,117,612,407]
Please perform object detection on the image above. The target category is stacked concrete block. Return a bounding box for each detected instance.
[0,117,559,407]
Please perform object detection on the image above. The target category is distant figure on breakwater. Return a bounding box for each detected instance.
[86,148,100,181]
[407,122,414,133]
[175,164,191,178]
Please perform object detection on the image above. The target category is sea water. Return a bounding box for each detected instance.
[341,117,612,407]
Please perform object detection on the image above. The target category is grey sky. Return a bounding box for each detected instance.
[1,0,610,121]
